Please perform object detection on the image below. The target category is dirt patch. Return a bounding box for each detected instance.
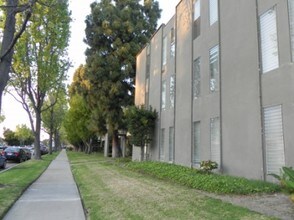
[203,192,294,220]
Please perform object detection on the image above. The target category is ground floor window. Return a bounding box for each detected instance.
[263,105,285,175]
[160,128,165,161]
[210,117,220,166]
[169,127,174,162]
[192,121,200,166]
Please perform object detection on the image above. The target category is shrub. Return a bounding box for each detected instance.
[270,167,294,193]
[200,160,218,172]
[126,161,280,195]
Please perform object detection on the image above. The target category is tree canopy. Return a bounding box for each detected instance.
[8,0,71,159]
[84,0,161,157]
[0,0,38,112]
[3,124,34,146]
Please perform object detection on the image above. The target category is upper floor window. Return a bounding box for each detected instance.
[145,77,149,107]
[209,45,219,93]
[161,80,166,110]
[289,0,294,61]
[209,0,218,25]
[193,57,201,98]
[193,0,201,39]
[194,0,201,20]
[170,75,175,108]
[259,7,279,73]
[162,36,167,68]
[170,28,175,58]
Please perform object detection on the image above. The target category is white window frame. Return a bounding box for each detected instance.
[168,127,174,163]
[193,121,201,166]
[264,105,285,175]
[209,0,218,25]
[259,6,279,73]
[194,0,200,21]
[209,45,219,93]
[289,0,294,61]
[169,75,175,108]
[210,117,220,166]
[160,128,165,161]
[162,36,167,67]
[161,80,166,110]
[193,57,201,99]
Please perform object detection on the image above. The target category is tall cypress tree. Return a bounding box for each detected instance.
[84,0,161,157]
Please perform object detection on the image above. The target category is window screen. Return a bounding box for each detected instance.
[209,0,218,25]
[209,45,219,92]
[193,121,201,165]
[260,7,279,73]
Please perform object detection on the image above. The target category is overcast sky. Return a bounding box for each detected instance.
[0,0,180,138]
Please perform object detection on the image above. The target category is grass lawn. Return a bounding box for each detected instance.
[0,153,58,218]
[68,151,278,220]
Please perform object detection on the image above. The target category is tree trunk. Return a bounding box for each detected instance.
[0,0,18,112]
[112,130,121,158]
[33,110,42,159]
[54,130,60,151]
[48,131,53,154]
[140,146,144,161]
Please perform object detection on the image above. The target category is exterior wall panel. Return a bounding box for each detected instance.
[219,1,264,179]
[174,0,193,166]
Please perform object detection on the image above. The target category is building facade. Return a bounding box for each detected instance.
[133,0,294,181]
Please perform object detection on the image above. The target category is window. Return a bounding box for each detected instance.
[264,105,285,175]
[210,117,220,166]
[161,80,166,110]
[193,121,200,165]
[193,57,201,98]
[209,0,218,25]
[162,36,167,68]
[169,75,175,108]
[193,0,201,39]
[260,7,279,73]
[170,28,175,58]
[209,45,219,93]
[194,0,200,20]
[169,127,174,162]
[145,77,149,106]
[160,128,165,161]
[289,0,294,61]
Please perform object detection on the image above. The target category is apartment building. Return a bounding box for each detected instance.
[133,0,294,181]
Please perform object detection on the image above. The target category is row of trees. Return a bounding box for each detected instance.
[64,0,161,157]
[0,0,71,158]
[2,124,34,146]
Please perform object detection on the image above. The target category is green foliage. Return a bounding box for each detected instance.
[9,0,71,158]
[124,105,157,146]
[0,115,5,123]
[3,125,34,146]
[270,167,294,193]
[83,0,161,152]
[15,124,34,145]
[63,93,95,152]
[3,128,18,146]
[200,160,218,172]
[126,161,281,194]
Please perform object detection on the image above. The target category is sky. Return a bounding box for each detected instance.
[0,0,180,139]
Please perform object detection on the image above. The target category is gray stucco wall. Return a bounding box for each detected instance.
[174,0,193,166]
[220,1,264,179]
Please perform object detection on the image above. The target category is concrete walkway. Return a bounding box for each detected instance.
[4,150,86,220]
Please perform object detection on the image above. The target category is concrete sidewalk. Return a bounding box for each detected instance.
[4,150,86,220]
